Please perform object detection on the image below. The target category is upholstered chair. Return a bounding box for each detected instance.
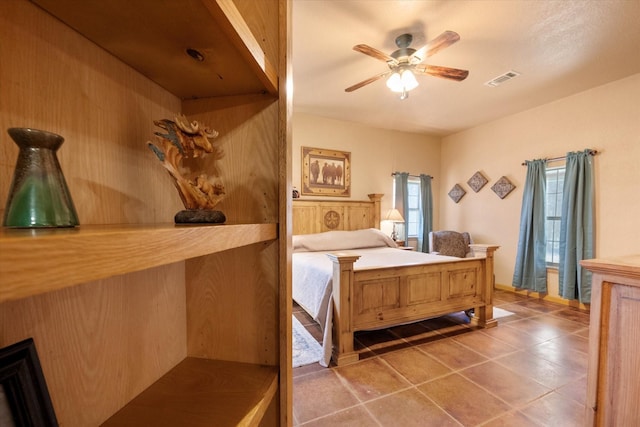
[428,230,473,258]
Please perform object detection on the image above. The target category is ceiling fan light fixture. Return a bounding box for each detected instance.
[386,72,402,92]
[386,69,419,96]
[401,69,419,91]
[346,30,466,96]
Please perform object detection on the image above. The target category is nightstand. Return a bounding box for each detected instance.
[394,241,414,250]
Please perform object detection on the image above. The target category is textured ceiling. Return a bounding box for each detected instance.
[292,0,640,136]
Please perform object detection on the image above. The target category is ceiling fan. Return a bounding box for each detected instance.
[345,31,469,99]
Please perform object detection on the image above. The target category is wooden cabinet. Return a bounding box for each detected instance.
[581,255,640,426]
[0,0,291,425]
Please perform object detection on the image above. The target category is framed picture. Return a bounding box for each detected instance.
[448,184,466,203]
[0,338,58,427]
[301,147,351,197]
[467,171,488,193]
[491,176,516,199]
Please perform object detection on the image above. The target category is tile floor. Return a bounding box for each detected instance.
[293,290,590,426]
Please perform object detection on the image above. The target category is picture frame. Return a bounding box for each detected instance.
[301,146,351,197]
[491,176,516,199]
[0,338,58,427]
[448,184,466,203]
[467,171,488,193]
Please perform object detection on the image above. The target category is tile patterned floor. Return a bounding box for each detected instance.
[293,290,590,426]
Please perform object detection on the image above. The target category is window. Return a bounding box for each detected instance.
[545,166,565,265]
[392,176,426,240]
[406,179,420,238]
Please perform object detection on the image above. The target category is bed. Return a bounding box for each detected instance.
[292,194,499,366]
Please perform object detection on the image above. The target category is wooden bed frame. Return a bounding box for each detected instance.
[293,194,499,365]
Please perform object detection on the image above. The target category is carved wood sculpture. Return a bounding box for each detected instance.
[148,114,226,223]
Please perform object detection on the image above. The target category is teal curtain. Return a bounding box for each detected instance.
[394,172,409,242]
[394,171,409,217]
[559,150,595,303]
[513,159,547,292]
[418,174,433,252]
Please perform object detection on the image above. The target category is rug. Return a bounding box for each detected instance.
[494,307,516,319]
[292,316,323,368]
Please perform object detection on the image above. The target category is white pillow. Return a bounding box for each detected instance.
[293,228,396,252]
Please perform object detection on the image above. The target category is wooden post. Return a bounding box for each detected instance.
[367,193,383,230]
[326,252,361,366]
[469,244,500,328]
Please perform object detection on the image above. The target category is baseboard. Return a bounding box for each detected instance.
[495,283,590,312]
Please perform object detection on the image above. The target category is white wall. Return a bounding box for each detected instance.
[292,113,441,226]
[292,73,640,302]
[441,73,640,295]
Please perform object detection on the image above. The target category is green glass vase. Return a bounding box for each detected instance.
[3,128,79,228]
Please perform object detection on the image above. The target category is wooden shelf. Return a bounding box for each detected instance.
[0,223,277,303]
[30,0,278,99]
[102,357,278,427]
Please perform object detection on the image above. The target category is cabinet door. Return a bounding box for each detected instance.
[599,282,640,426]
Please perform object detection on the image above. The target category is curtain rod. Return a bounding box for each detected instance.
[391,172,434,179]
[521,149,598,166]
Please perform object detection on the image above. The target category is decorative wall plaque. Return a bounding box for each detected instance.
[323,210,341,229]
[467,171,488,193]
[448,184,466,203]
[491,176,516,199]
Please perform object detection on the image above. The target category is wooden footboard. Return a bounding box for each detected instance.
[327,244,499,366]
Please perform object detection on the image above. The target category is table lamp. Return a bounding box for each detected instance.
[383,208,405,241]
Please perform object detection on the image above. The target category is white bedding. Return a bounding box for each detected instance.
[292,229,460,366]
[293,227,397,252]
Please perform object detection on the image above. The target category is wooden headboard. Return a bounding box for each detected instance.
[292,194,383,235]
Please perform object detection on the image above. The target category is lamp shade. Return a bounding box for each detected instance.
[400,69,418,91]
[383,208,404,222]
[386,72,402,92]
[386,69,419,93]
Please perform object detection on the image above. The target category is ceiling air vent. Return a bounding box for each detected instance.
[485,70,521,87]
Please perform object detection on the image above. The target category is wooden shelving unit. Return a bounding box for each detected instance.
[30,0,278,99]
[0,223,277,303]
[0,0,291,425]
[102,358,278,426]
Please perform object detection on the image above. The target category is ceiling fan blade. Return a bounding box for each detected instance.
[409,30,461,64]
[414,64,469,81]
[353,44,399,66]
[345,71,392,92]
